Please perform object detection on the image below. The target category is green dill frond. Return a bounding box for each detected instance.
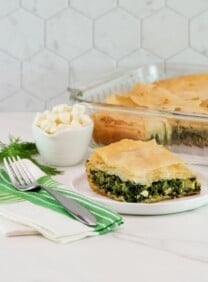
[0,137,62,176]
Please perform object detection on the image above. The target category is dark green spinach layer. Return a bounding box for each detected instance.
[171,125,208,147]
[147,122,208,148]
[90,170,201,203]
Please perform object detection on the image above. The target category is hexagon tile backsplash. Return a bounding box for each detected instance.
[0,0,208,111]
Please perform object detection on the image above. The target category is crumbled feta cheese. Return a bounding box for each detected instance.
[58,112,70,124]
[40,119,51,130]
[34,112,44,127]
[164,188,172,195]
[79,114,92,125]
[43,110,50,116]
[47,113,57,122]
[140,190,149,197]
[70,120,82,128]
[34,103,92,134]
[72,103,85,115]
[52,104,69,113]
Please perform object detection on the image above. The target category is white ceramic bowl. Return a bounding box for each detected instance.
[32,122,93,167]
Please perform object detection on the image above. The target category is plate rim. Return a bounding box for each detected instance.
[71,171,208,215]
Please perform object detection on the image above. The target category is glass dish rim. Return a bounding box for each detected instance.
[69,63,208,121]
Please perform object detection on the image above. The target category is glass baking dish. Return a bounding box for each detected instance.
[69,63,208,165]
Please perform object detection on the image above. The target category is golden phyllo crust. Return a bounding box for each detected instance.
[92,73,208,147]
[86,139,201,203]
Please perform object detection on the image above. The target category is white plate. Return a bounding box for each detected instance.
[71,167,208,215]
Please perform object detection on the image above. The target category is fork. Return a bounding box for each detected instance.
[3,156,97,227]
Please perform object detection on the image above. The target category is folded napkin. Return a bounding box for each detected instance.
[0,166,123,243]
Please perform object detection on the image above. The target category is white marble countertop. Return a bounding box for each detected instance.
[0,113,208,282]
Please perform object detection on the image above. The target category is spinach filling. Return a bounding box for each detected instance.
[171,125,208,147]
[147,123,208,148]
[90,170,201,203]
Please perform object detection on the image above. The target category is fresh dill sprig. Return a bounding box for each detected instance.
[0,137,62,176]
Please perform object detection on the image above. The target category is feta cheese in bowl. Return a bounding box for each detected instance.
[32,104,93,166]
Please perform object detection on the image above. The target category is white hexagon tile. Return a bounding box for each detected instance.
[190,10,208,56]
[0,9,44,60]
[118,49,162,69]
[46,92,72,109]
[0,90,44,112]
[167,0,208,18]
[142,8,188,58]
[21,0,68,19]
[94,8,140,59]
[71,0,116,19]
[167,48,208,65]
[46,8,92,60]
[0,52,20,101]
[0,0,19,18]
[0,1,208,111]
[22,50,68,100]
[119,0,165,18]
[69,49,116,87]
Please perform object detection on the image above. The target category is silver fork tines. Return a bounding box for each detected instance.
[3,156,35,191]
[3,156,97,226]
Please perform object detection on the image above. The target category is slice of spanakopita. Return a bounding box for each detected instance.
[85,139,201,203]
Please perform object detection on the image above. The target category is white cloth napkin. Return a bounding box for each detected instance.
[0,216,38,236]
[0,201,95,243]
[0,160,123,243]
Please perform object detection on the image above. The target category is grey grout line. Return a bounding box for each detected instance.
[0,6,20,21]
[167,5,189,19]
[45,47,70,62]
[0,48,20,61]
[0,90,21,103]
[22,49,44,63]
[16,4,84,24]
[20,6,43,20]
[92,6,118,21]
[191,46,208,58]
[70,5,90,19]
[92,46,118,61]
